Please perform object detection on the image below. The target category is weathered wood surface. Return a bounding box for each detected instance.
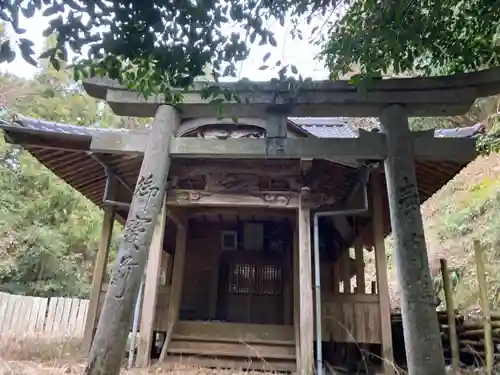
[166,189,299,208]
[137,199,168,367]
[83,204,115,351]
[163,356,296,372]
[354,238,365,293]
[172,321,295,345]
[293,220,302,372]
[166,321,296,372]
[440,259,460,372]
[372,172,395,375]
[380,105,445,375]
[85,105,180,375]
[83,67,500,117]
[90,131,480,162]
[159,214,188,361]
[321,293,381,344]
[0,292,87,338]
[474,240,493,375]
[297,196,314,375]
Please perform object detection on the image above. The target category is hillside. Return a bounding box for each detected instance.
[386,153,500,312]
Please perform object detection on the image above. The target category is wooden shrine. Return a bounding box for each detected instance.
[2,67,500,375]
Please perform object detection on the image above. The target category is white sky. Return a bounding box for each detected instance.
[1,10,329,81]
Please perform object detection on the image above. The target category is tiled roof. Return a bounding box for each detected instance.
[0,115,485,140]
[291,117,484,139]
[0,115,130,137]
[290,117,360,138]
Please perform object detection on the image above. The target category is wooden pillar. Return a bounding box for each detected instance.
[297,196,314,375]
[284,246,293,325]
[136,198,168,367]
[159,213,188,361]
[440,259,459,373]
[379,105,445,375]
[293,221,301,372]
[354,238,365,294]
[85,105,180,375]
[82,204,115,352]
[474,240,493,375]
[371,172,394,375]
[332,261,340,293]
[340,248,351,293]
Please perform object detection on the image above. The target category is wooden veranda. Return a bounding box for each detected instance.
[2,67,500,375]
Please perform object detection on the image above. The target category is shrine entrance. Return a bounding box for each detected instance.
[212,218,294,326]
[216,249,287,325]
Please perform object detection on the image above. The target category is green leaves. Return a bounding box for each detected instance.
[321,0,500,78]
[0,60,139,297]
[0,41,15,64]
[2,0,497,104]
[0,0,296,100]
[18,38,37,66]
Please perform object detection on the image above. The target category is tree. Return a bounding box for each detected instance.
[0,37,129,297]
[322,0,500,78]
[0,0,498,99]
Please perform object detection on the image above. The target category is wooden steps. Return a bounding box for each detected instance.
[165,321,296,372]
[164,355,297,372]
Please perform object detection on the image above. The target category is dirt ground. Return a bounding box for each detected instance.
[0,336,280,375]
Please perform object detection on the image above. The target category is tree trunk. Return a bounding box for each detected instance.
[379,105,445,375]
[84,105,180,375]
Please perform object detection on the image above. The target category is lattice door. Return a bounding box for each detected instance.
[219,254,284,324]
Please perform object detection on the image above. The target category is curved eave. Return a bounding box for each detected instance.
[0,116,482,249]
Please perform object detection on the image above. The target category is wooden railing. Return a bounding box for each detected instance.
[321,292,381,344]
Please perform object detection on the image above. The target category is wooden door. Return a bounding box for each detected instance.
[217,251,285,325]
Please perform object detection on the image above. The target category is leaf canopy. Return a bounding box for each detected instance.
[0,0,499,100]
[1,0,496,95]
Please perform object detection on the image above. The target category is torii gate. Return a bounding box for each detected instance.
[82,67,500,375]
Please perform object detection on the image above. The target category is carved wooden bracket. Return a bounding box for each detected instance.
[167,189,299,208]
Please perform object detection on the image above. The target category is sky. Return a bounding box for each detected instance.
[1,9,330,81]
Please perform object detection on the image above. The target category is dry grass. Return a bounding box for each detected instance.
[0,335,496,375]
[0,336,279,375]
[383,153,500,312]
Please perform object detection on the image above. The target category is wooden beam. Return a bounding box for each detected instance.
[82,205,115,352]
[380,105,445,375]
[166,189,299,209]
[90,132,480,162]
[371,173,394,375]
[136,198,168,367]
[85,105,181,375]
[297,197,314,375]
[159,213,188,361]
[172,160,301,178]
[188,207,296,220]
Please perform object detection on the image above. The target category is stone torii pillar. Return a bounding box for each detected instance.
[379,105,445,375]
[84,105,181,375]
